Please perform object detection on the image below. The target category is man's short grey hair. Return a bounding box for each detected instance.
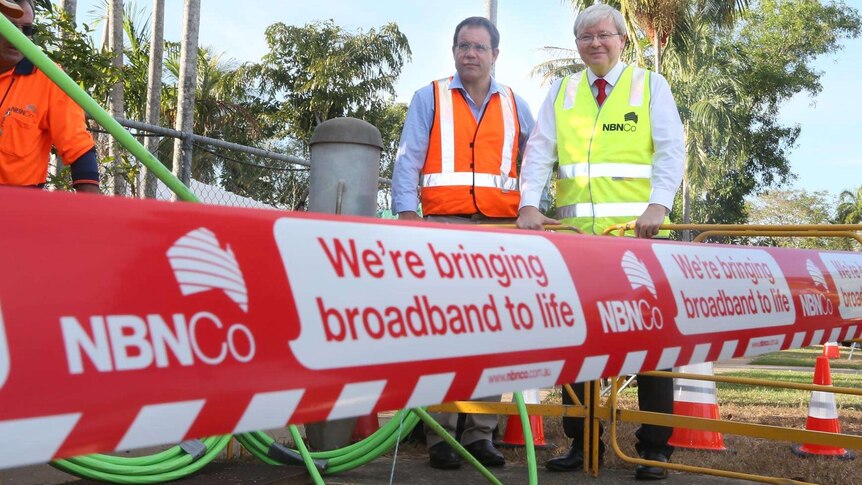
[573,3,626,37]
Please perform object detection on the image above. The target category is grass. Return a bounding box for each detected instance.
[749,345,862,370]
[715,369,862,410]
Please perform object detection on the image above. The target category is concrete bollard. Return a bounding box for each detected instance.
[308,117,383,217]
[304,117,383,450]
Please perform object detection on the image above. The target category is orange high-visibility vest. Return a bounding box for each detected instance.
[421,77,520,217]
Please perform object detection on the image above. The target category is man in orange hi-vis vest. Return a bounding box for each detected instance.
[391,16,535,470]
[0,0,100,193]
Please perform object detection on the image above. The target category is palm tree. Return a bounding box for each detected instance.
[108,0,126,195]
[172,0,200,192]
[529,46,585,86]
[141,0,164,199]
[162,46,269,185]
[835,186,862,224]
[662,12,747,237]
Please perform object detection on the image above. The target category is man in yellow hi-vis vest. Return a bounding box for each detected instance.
[517,3,684,481]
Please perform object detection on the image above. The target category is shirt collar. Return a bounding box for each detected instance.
[14,58,35,75]
[586,61,626,87]
[449,72,502,101]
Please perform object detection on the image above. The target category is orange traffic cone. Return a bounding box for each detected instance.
[668,362,727,451]
[823,342,840,359]
[495,389,551,449]
[351,413,379,442]
[791,356,855,459]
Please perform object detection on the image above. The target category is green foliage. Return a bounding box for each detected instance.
[252,19,411,143]
[835,185,862,224]
[32,4,119,102]
[234,19,411,209]
[669,0,860,225]
[744,188,856,249]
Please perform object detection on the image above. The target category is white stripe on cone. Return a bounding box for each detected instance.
[674,362,718,405]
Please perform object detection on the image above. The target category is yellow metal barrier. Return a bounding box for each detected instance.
[603,222,862,244]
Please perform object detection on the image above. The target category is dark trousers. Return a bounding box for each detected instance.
[562,372,674,458]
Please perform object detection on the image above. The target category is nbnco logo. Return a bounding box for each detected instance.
[603,111,639,132]
[597,251,664,333]
[798,259,834,317]
[61,228,256,374]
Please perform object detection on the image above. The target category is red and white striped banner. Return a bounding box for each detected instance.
[0,187,860,468]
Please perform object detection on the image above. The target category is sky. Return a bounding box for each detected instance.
[74,0,862,197]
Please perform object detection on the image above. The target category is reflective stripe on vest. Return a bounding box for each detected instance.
[422,172,519,191]
[421,77,521,217]
[554,66,664,234]
[558,162,653,180]
[556,202,649,219]
[437,81,456,173]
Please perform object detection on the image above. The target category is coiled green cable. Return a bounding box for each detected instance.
[51,435,231,484]
[233,409,420,474]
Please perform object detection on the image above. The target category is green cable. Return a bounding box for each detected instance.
[51,435,231,484]
[411,407,502,485]
[53,437,224,475]
[0,15,198,202]
[513,391,538,485]
[289,425,324,485]
[325,412,421,474]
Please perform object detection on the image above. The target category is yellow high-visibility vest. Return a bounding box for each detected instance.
[554,66,669,236]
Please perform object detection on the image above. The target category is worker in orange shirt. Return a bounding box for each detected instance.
[0,0,100,193]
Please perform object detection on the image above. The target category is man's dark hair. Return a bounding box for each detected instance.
[452,16,500,49]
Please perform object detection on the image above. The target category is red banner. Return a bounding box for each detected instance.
[0,187,860,468]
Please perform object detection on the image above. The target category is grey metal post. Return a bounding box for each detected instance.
[486,0,497,77]
[308,117,383,217]
[304,118,382,450]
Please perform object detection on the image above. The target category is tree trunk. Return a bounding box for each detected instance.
[108,0,127,195]
[171,0,201,199]
[61,0,76,18]
[51,0,79,186]
[654,26,662,73]
[682,176,691,242]
[141,0,165,199]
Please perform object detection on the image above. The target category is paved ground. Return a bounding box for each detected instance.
[1,456,753,485]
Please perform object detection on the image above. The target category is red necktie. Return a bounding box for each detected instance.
[594,78,608,106]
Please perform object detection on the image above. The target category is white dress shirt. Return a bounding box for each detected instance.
[519,61,684,212]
